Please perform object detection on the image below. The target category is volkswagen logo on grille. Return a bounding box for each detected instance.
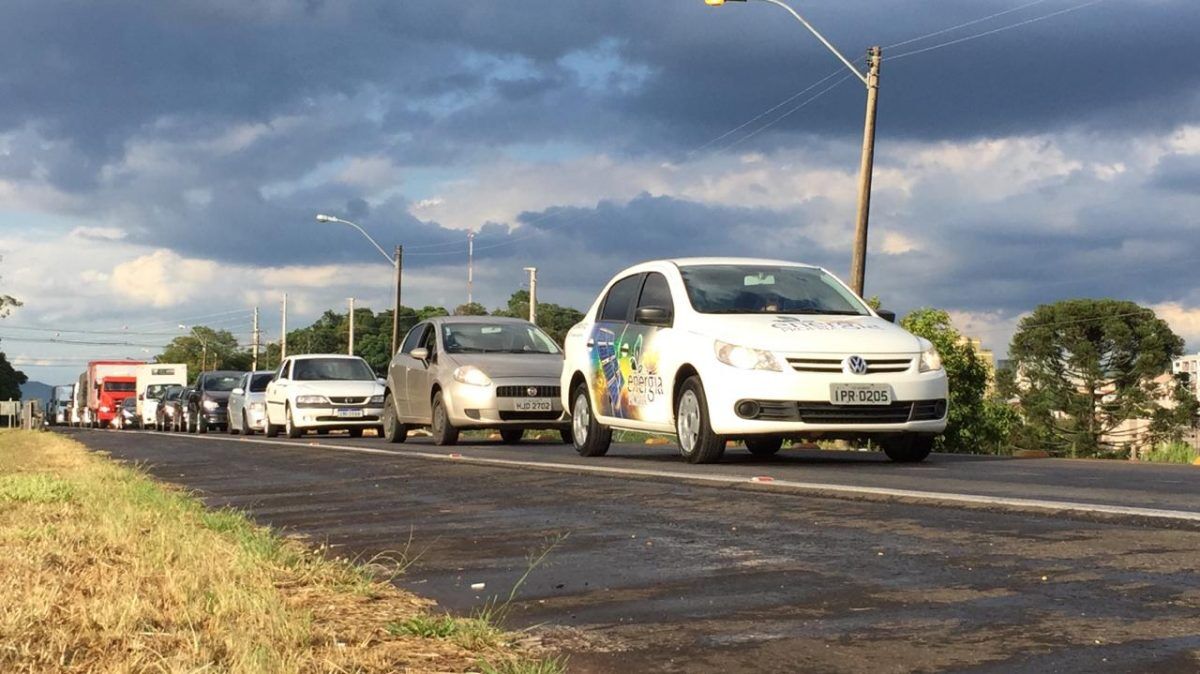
[526,386,539,397]
[844,355,869,375]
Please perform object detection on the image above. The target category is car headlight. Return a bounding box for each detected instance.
[368,394,384,405]
[919,345,944,372]
[249,402,266,412]
[453,365,493,387]
[714,340,782,372]
[295,395,329,406]
[165,407,176,416]
[99,406,110,413]
[202,399,219,410]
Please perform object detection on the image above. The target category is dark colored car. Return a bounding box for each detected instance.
[115,397,139,430]
[186,371,244,434]
[157,385,186,431]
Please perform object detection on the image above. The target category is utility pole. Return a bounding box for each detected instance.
[467,231,476,306]
[524,267,538,324]
[849,46,882,296]
[392,245,403,357]
[348,297,355,356]
[251,307,260,371]
[281,293,288,360]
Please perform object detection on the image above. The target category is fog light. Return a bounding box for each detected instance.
[735,400,761,419]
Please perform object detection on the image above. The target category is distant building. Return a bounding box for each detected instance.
[1172,353,1200,400]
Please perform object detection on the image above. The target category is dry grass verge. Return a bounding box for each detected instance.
[0,431,563,673]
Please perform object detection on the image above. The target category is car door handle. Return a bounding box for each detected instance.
[586,339,595,348]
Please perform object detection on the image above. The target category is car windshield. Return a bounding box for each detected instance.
[249,373,274,392]
[678,264,869,316]
[164,386,182,400]
[203,375,241,391]
[441,322,561,354]
[122,398,137,409]
[292,358,375,381]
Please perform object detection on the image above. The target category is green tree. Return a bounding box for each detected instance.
[492,290,584,345]
[1148,373,1200,446]
[901,308,1016,453]
[1007,299,1185,457]
[0,348,26,400]
[157,327,251,382]
[454,302,488,316]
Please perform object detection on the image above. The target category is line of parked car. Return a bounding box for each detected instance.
[53,258,950,464]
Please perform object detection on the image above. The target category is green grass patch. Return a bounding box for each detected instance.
[1143,441,1198,464]
[0,473,75,503]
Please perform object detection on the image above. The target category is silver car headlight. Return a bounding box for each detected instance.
[202,399,220,411]
[249,402,266,412]
[452,365,493,387]
[295,395,330,406]
[714,340,782,372]
[919,345,944,373]
[368,395,384,405]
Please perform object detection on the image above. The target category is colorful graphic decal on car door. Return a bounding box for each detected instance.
[590,323,667,422]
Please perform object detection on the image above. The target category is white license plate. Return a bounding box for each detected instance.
[513,399,553,412]
[335,408,365,418]
[829,384,893,406]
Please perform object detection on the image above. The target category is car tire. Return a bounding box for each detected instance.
[559,428,574,445]
[242,411,255,437]
[500,429,524,444]
[571,383,611,457]
[198,415,208,434]
[745,437,783,457]
[431,392,459,446]
[382,394,408,444]
[882,434,934,463]
[264,411,280,438]
[348,428,363,438]
[676,377,725,464]
[285,405,302,439]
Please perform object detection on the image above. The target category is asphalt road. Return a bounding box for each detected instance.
[64,428,1200,673]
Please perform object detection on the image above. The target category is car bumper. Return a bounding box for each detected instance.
[703,366,949,436]
[443,377,569,428]
[200,410,229,425]
[244,407,268,430]
[292,406,384,428]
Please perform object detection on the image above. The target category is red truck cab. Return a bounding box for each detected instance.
[96,378,137,424]
[86,361,145,427]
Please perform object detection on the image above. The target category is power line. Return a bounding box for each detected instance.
[706,73,855,156]
[890,0,1110,61]
[883,0,1055,50]
[0,335,168,347]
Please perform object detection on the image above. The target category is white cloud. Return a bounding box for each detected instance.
[69,226,127,242]
[1153,302,1200,349]
[109,250,220,308]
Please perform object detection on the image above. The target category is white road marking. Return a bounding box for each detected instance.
[102,430,1200,524]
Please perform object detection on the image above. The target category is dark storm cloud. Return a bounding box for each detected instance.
[1152,154,1200,194]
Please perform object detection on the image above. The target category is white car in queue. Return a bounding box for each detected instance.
[228,370,275,435]
[264,355,385,438]
[561,258,949,464]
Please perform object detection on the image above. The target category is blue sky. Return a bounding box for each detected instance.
[2,0,1199,384]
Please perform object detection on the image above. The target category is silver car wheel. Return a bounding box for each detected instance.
[573,392,590,445]
[677,390,701,454]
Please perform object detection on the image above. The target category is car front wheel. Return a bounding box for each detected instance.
[381,394,408,444]
[676,377,725,464]
[500,429,524,444]
[431,392,459,446]
[745,437,783,457]
[882,435,934,463]
[571,383,611,457]
[285,405,302,439]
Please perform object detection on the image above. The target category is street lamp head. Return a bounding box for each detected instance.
[704,0,746,5]
[315,213,336,223]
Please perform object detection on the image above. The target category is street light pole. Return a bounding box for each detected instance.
[348,297,355,356]
[704,0,879,296]
[524,267,538,324]
[316,214,404,357]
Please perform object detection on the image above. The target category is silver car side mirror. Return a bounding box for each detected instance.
[410,347,429,361]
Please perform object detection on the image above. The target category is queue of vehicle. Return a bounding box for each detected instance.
[44,258,948,463]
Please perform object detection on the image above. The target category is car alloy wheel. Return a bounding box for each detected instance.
[571,384,611,457]
[676,391,701,454]
[285,405,301,439]
[572,392,590,446]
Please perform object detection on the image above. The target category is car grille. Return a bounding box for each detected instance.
[329,396,370,405]
[499,411,563,421]
[740,400,946,424]
[496,385,560,398]
[786,357,914,374]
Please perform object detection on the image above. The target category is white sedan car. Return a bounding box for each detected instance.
[561,258,949,464]
[228,370,275,435]
[264,355,385,438]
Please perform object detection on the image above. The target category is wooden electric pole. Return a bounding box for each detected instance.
[849,46,882,297]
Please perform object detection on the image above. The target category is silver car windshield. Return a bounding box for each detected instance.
[441,323,561,355]
[292,358,375,381]
[679,265,869,316]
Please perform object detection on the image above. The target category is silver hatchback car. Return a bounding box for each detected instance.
[381,316,571,445]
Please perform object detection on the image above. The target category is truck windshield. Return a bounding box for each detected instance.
[145,384,170,399]
[678,265,869,316]
[293,358,375,381]
[104,381,136,392]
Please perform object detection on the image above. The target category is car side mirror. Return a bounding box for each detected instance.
[635,306,672,327]
[377,377,387,386]
[231,387,244,395]
[876,309,896,323]
[410,347,429,361]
